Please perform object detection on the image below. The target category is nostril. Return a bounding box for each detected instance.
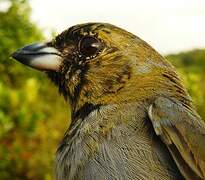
[46,41,53,47]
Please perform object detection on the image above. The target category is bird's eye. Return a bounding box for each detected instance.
[78,36,103,58]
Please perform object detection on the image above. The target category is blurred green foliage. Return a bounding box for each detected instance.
[167,50,205,120]
[0,1,68,179]
[0,0,204,179]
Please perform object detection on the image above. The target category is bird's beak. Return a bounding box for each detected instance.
[11,43,63,71]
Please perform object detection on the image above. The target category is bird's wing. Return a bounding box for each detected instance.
[148,97,205,180]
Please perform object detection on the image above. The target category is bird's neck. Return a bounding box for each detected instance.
[58,101,151,155]
[69,100,150,135]
[56,101,151,179]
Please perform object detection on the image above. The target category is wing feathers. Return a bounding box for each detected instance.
[148,97,205,179]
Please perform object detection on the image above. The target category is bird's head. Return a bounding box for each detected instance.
[12,23,190,115]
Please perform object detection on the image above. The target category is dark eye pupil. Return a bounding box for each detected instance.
[79,36,101,57]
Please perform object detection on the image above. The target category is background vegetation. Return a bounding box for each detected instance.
[0,1,68,179]
[0,0,204,179]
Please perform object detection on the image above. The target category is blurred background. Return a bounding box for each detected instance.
[0,0,204,179]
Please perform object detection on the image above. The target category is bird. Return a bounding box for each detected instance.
[12,23,205,180]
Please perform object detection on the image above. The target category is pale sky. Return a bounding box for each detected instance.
[30,0,205,54]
